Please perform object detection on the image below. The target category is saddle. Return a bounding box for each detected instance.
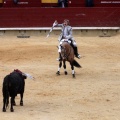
[61,39,71,44]
[60,39,75,52]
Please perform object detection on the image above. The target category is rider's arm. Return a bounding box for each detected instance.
[53,20,63,27]
[56,24,63,27]
[65,35,72,39]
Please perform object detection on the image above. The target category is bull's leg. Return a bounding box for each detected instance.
[3,94,9,112]
[20,93,23,106]
[3,97,6,112]
[63,61,67,75]
[10,97,15,112]
[12,99,16,106]
[70,63,75,78]
[56,61,62,75]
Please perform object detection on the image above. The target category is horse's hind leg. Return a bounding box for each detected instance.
[63,61,67,75]
[56,61,62,75]
[70,63,75,78]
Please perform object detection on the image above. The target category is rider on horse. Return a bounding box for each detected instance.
[53,19,81,61]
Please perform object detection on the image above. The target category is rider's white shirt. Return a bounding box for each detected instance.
[55,24,73,41]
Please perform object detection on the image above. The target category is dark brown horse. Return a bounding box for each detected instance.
[56,41,81,78]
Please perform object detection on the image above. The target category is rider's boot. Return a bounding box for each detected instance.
[74,47,81,59]
[56,53,62,61]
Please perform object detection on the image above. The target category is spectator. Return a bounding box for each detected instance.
[58,0,68,8]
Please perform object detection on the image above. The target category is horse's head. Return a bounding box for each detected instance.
[60,41,74,61]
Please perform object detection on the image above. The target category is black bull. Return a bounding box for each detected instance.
[2,71,27,112]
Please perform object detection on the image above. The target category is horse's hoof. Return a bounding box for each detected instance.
[64,71,67,75]
[20,102,23,106]
[10,109,14,112]
[56,71,60,75]
[2,108,6,112]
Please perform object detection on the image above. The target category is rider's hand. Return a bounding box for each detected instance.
[63,35,66,39]
[53,20,58,27]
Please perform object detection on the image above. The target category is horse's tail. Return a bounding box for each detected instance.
[2,76,10,109]
[73,60,82,68]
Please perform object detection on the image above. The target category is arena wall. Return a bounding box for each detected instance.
[0,7,120,28]
[0,29,119,37]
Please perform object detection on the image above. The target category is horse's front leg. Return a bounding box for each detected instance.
[63,61,67,75]
[56,61,62,75]
[70,63,75,78]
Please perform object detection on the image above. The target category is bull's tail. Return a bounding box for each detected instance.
[2,76,10,110]
[5,89,9,109]
[73,60,82,68]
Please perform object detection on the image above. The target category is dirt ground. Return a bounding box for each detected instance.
[0,32,120,120]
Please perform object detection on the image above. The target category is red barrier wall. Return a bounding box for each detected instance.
[0,7,120,27]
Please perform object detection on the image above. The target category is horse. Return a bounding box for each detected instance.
[2,69,27,112]
[56,41,81,78]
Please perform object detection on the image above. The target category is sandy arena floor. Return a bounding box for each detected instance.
[0,32,120,120]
